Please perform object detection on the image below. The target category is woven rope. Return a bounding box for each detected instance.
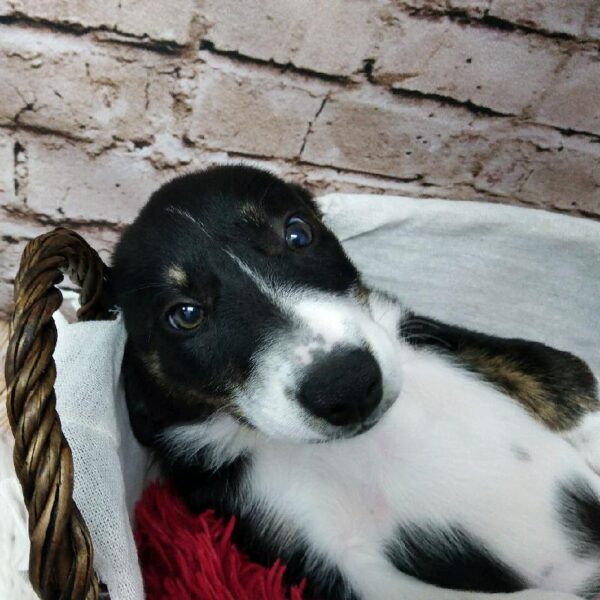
[4,228,111,600]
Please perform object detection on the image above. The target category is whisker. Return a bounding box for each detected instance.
[165,205,214,240]
[256,180,274,209]
[403,332,453,350]
[118,283,171,297]
[402,317,441,329]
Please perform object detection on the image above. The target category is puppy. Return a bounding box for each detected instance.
[112,165,600,600]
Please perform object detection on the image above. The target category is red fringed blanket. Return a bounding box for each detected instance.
[135,483,307,600]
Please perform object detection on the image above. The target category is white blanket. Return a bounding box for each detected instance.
[1,195,599,599]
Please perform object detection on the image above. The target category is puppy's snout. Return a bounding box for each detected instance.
[298,348,383,427]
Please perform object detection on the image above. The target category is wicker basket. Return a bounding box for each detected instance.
[4,228,112,600]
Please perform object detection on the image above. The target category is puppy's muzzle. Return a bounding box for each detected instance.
[298,347,383,427]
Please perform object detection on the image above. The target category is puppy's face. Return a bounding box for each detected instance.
[113,166,401,443]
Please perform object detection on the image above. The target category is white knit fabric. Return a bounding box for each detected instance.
[53,311,147,600]
[1,195,599,600]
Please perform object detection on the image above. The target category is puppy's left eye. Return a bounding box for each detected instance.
[285,216,313,249]
[167,303,204,330]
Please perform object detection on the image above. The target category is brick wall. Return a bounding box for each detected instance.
[1,1,599,317]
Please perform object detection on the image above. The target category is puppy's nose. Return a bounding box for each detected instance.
[298,348,383,426]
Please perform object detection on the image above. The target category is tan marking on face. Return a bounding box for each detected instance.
[143,351,167,384]
[142,352,241,416]
[166,265,188,287]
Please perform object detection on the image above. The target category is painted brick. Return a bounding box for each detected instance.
[23,137,164,224]
[396,0,491,16]
[585,2,600,40]
[394,0,447,9]
[519,144,600,215]
[1,0,194,44]
[0,27,175,146]
[535,53,600,136]
[301,87,599,217]
[447,0,491,16]
[0,135,15,205]
[187,70,324,160]
[489,0,593,38]
[201,0,380,77]
[302,90,489,182]
[475,137,600,215]
[374,15,563,115]
[0,216,46,281]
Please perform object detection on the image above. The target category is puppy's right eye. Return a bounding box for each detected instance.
[167,304,204,330]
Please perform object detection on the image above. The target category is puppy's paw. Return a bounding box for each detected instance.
[564,411,600,475]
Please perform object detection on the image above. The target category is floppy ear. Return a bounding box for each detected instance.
[122,342,170,446]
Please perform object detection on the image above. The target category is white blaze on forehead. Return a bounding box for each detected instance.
[225,250,285,301]
[222,248,404,440]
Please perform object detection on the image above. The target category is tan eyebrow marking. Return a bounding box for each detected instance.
[166,265,188,287]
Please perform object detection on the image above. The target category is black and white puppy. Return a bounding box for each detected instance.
[112,166,600,600]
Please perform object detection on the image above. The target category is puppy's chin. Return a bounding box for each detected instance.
[317,394,398,442]
[242,392,398,445]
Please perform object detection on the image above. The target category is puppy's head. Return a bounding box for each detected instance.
[112,166,401,445]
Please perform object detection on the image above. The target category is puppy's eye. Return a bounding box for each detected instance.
[167,304,204,330]
[285,216,313,249]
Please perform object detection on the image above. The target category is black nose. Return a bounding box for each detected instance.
[298,348,383,427]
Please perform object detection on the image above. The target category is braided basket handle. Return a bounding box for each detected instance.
[4,227,113,600]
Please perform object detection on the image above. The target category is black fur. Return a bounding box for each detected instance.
[112,166,360,597]
[559,476,600,558]
[112,166,360,443]
[386,523,526,593]
[401,314,598,430]
[112,166,600,599]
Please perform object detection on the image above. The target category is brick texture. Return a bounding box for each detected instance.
[489,0,594,38]
[1,0,195,43]
[0,1,599,317]
[374,15,564,115]
[535,52,600,135]
[188,69,325,159]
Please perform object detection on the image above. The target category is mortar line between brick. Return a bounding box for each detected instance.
[198,39,600,139]
[389,87,514,118]
[395,3,598,46]
[295,158,425,185]
[388,89,600,142]
[3,205,127,230]
[0,14,184,54]
[198,39,349,85]
[298,94,330,159]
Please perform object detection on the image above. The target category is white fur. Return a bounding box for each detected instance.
[239,344,597,596]
[163,290,599,598]
[564,411,600,474]
[220,257,405,440]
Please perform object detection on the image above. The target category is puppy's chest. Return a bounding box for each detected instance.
[246,400,531,547]
[240,358,600,589]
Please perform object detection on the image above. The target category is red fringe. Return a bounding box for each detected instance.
[135,482,307,600]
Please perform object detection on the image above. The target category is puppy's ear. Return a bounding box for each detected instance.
[287,182,323,218]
